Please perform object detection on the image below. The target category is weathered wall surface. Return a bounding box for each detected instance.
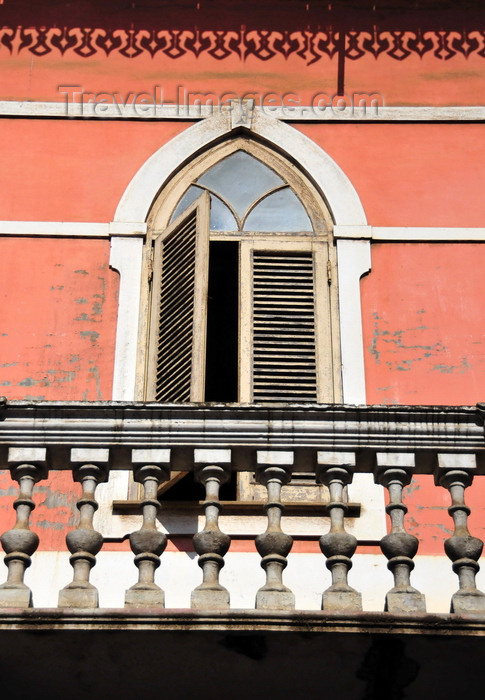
[0,238,119,400]
[362,243,485,406]
[0,1,484,106]
[0,237,118,548]
[0,120,188,222]
[0,1,484,596]
[297,124,485,227]
[2,121,485,227]
[361,244,485,553]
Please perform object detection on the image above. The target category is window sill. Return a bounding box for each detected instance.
[113,500,361,517]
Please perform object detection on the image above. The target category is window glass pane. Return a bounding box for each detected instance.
[209,195,238,231]
[198,151,283,218]
[244,188,313,232]
[170,185,203,222]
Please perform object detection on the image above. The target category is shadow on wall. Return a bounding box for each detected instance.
[0,0,484,96]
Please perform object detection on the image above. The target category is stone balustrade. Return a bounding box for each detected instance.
[0,400,485,615]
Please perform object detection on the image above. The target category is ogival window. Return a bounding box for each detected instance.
[144,138,341,404]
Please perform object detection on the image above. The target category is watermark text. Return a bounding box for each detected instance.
[58,85,384,118]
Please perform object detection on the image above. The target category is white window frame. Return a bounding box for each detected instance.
[109,109,370,406]
[143,137,341,405]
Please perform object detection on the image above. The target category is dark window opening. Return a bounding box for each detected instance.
[159,471,238,502]
[204,241,239,402]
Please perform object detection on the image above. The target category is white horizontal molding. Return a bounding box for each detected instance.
[334,226,485,242]
[0,221,109,237]
[2,222,485,243]
[0,101,219,120]
[109,221,147,236]
[371,227,485,242]
[1,101,484,122]
[285,106,485,122]
[0,221,147,237]
[334,225,372,239]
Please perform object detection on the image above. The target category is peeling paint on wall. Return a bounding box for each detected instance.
[80,330,100,344]
[0,237,119,401]
[369,312,448,370]
[362,243,485,405]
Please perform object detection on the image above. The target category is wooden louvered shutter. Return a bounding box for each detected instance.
[252,251,317,402]
[147,194,210,402]
[239,241,333,404]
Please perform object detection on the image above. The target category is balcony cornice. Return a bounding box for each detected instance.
[1,607,485,636]
[0,400,484,471]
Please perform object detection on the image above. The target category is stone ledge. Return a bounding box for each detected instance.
[0,401,484,470]
[1,608,485,635]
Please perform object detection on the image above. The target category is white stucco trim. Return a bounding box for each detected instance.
[0,221,110,236]
[110,221,147,236]
[1,221,485,242]
[337,239,371,404]
[1,100,484,122]
[109,236,144,400]
[250,111,367,226]
[114,110,367,226]
[334,225,372,239]
[370,227,485,241]
[110,111,370,402]
[269,105,485,122]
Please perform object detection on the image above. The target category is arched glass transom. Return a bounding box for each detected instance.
[145,137,340,409]
[170,151,313,233]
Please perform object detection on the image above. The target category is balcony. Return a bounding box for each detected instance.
[1,400,485,698]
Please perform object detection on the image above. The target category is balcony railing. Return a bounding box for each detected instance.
[1,399,485,622]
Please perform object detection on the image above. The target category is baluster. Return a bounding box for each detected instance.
[125,449,170,607]
[58,448,109,608]
[0,448,48,608]
[375,453,426,612]
[192,449,231,609]
[436,453,485,614]
[255,451,294,611]
[317,451,362,611]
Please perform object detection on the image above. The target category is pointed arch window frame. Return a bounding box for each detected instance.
[169,149,313,234]
[146,138,333,237]
[142,136,342,405]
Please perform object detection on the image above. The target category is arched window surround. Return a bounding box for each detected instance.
[147,137,333,234]
[142,137,342,404]
[109,110,370,405]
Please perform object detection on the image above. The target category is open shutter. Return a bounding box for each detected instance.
[147,193,210,402]
[251,250,318,403]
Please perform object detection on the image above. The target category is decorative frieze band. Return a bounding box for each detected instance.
[1,26,484,64]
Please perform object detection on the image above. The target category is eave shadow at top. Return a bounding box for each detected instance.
[1,0,484,33]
